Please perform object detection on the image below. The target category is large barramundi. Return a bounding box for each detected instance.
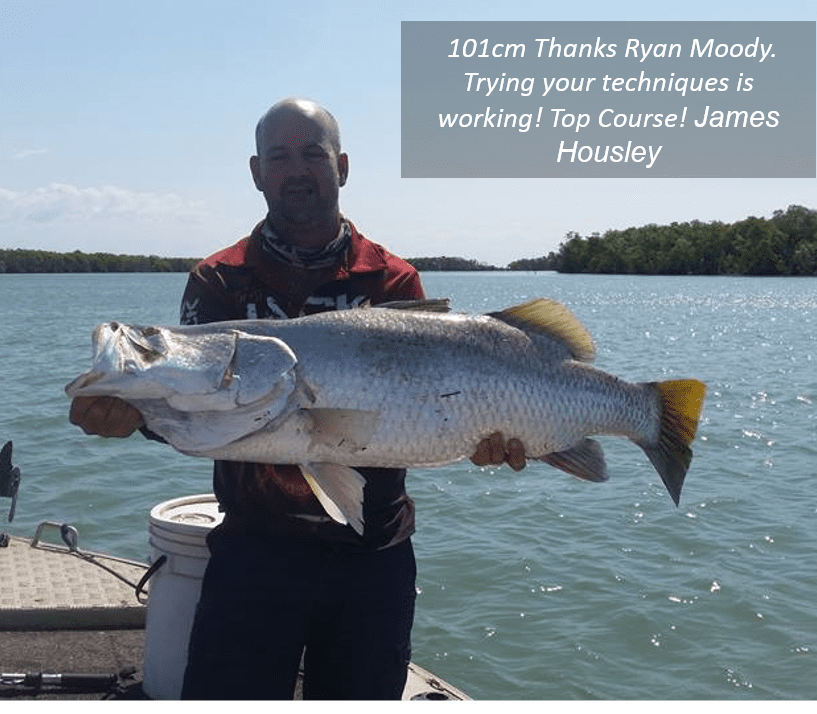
[66,299,706,534]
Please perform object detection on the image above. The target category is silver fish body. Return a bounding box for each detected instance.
[66,299,706,533]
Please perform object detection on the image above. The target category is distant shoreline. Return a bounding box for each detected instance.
[0,249,516,274]
[0,249,198,274]
[2,204,815,275]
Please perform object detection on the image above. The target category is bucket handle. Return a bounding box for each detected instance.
[134,555,167,603]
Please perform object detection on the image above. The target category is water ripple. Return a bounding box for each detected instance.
[3,273,817,699]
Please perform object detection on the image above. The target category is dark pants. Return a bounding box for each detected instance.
[181,533,416,700]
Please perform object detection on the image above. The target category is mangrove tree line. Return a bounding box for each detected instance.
[508,205,817,276]
[0,249,198,273]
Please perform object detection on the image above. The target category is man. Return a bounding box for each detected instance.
[69,98,525,699]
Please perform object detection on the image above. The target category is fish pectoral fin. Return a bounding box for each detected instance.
[299,463,366,536]
[540,439,609,483]
[307,408,379,452]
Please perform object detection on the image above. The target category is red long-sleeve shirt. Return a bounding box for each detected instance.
[179,219,425,549]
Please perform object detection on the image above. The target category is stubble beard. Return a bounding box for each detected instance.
[267,181,340,248]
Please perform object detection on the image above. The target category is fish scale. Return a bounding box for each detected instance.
[66,298,706,535]
[263,312,575,463]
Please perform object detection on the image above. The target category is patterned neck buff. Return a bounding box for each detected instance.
[260,218,351,270]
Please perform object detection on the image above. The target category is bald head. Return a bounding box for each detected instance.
[255,98,342,156]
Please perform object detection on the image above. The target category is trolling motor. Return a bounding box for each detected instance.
[0,441,21,547]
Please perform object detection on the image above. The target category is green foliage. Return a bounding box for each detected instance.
[405,256,500,271]
[514,205,817,276]
[4,205,815,276]
[507,253,558,271]
[0,249,199,274]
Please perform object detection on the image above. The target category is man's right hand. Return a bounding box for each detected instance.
[69,396,143,438]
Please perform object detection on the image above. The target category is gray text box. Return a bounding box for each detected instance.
[401,21,816,178]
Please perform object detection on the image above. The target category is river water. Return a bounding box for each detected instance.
[1,271,815,699]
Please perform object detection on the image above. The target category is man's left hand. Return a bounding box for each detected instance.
[471,432,526,471]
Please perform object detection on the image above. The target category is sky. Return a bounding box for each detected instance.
[1,0,815,267]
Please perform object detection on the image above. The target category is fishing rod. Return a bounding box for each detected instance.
[0,668,139,697]
[0,671,119,690]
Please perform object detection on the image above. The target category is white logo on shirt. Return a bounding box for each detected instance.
[263,294,370,318]
[181,298,200,324]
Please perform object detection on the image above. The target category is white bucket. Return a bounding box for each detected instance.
[142,494,224,700]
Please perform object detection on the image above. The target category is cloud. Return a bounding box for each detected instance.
[0,183,207,224]
[11,148,49,159]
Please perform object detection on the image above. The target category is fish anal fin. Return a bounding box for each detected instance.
[540,438,608,483]
[490,299,595,362]
[307,408,379,452]
[299,463,366,535]
[640,379,707,506]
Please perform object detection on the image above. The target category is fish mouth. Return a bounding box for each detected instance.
[64,370,107,396]
[65,323,152,397]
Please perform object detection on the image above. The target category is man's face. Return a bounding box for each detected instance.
[251,109,348,246]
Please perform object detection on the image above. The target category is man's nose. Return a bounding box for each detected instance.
[287,154,312,177]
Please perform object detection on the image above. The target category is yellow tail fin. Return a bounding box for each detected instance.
[641,379,707,505]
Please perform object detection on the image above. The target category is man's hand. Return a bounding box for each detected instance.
[471,432,526,472]
[69,396,143,438]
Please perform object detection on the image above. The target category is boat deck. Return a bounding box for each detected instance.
[1,629,146,700]
[0,529,468,700]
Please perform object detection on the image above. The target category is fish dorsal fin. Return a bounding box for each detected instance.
[376,298,451,313]
[299,462,366,535]
[490,298,595,362]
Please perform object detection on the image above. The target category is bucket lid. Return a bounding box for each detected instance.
[149,494,224,537]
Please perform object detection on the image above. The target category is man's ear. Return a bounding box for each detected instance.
[337,152,349,187]
[250,155,263,190]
